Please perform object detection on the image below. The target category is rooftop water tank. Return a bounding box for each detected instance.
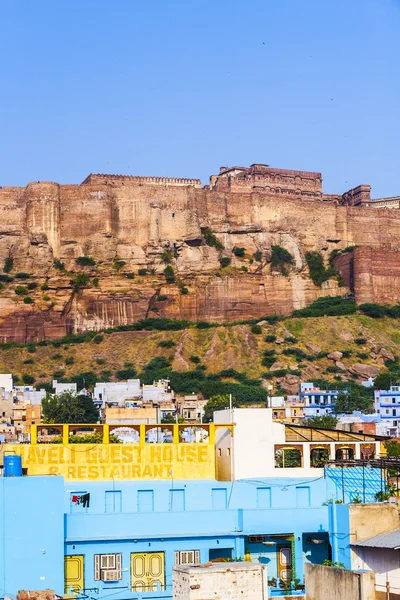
[4,454,22,477]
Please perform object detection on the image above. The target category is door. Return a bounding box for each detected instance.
[131,552,165,592]
[64,555,84,595]
[277,545,292,581]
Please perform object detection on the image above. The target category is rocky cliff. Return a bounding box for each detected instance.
[0,175,400,342]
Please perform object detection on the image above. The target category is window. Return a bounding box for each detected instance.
[256,487,271,508]
[174,550,200,565]
[169,489,185,511]
[138,490,154,512]
[248,535,265,543]
[212,488,227,509]
[105,491,122,513]
[94,554,122,581]
[386,409,390,415]
[296,486,310,507]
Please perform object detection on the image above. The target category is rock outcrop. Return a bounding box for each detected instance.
[0,173,400,341]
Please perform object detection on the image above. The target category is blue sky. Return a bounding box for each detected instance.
[0,0,399,195]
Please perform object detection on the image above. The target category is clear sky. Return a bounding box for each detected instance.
[0,0,399,196]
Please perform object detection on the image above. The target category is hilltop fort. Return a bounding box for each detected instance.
[0,163,400,342]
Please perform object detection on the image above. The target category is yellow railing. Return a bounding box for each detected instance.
[30,423,234,445]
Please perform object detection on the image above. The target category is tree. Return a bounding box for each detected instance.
[203,394,239,422]
[42,391,99,424]
[374,372,395,390]
[306,415,339,429]
[384,440,400,457]
[334,390,373,414]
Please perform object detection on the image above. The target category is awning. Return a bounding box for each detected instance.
[351,529,400,550]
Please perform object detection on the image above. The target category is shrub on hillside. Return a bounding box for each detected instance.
[292,296,356,318]
[232,247,245,257]
[270,245,294,275]
[305,251,336,286]
[75,256,96,267]
[359,303,386,318]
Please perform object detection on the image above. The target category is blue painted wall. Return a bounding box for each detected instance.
[0,469,384,599]
[0,476,64,598]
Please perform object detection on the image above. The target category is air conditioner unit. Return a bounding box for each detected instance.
[102,570,120,582]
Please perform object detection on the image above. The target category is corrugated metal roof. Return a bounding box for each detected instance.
[352,529,400,549]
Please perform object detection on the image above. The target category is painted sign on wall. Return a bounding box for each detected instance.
[5,443,215,480]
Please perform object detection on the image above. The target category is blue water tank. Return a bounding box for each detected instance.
[4,455,22,477]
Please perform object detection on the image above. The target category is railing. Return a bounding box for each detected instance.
[30,423,234,445]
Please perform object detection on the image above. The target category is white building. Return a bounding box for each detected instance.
[13,385,46,405]
[0,374,13,394]
[52,380,78,395]
[142,379,173,403]
[214,408,382,481]
[94,380,141,405]
[300,382,341,417]
[374,385,400,434]
[173,562,268,600]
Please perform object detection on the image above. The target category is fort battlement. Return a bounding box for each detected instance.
[82,173,202,188]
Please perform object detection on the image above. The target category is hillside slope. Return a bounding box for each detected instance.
[2,314,399,397]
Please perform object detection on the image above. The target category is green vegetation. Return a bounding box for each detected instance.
[0,274,13,282]
[28,282,37,290]
[42,390,99,423]
[70,273,89,291]
[22,374,35,384]
[293,296,356,318]
[15,272,30,279]
[265,335,277,343]
[219,257,231,268]
[164,266,175,283]
[251,324,262,335]
[355,337,367,345]
[138,268,147,276]
[305,251,336,286]
[190,355,201,364]
[203,395,239,422]
[157,295,168,301]
[53,259,65,270]
[177,281,188,295]
[203,228,224,250]
[270,245,294,275]
[75,256,96,267]
[232,247,245,257]
[159,339,175,348]
[116,367,137,379]
[113,257,126,271]
[161,251,173,264]
[334,388,374,414]
[253,250,262,262]
[92,277,99,287]
[15,286,28,296]
[41,282,49,291]
[4,257,13,273]
[359,303,400,319]
[65,356,74,365]
[23,296,34,304]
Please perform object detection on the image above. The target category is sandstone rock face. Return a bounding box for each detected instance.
[1,178,400,341]
[305,342,321,354]
[328,351,343,361]
[350,363,380,379]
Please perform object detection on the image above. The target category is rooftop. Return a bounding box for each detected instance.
[352,528,400,550]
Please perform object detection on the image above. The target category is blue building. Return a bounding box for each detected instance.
[374,385,400,436]
[0,409,387,599]
[300,383,342,417]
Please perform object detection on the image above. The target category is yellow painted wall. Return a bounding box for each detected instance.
[4,443,215,481]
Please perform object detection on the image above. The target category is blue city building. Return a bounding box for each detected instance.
[0,409,387,599]
[300,383,342,417]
